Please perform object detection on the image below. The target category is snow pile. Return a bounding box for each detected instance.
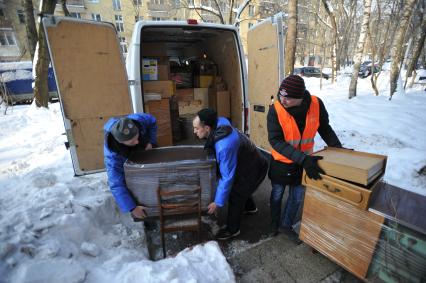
[0,104,235,283]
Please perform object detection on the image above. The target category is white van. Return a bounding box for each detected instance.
[42,15,285,175]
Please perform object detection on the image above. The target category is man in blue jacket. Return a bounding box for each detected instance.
[104,113,157,220]
[193,108,268,240]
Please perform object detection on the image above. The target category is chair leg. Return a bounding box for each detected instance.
[161,229,166,258]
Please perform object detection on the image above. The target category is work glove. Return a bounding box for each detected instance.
[302,156,325,180]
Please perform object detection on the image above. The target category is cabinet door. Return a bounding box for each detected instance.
[43,17,132,175]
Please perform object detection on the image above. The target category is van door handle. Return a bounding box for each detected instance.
[253,105,265,112]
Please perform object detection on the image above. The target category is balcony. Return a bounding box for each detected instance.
[56,0,85,13]
[0,18,13,29]
[147,1,170,11]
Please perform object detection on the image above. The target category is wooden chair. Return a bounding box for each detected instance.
[157,186,202,258]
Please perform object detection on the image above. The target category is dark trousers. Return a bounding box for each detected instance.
[226,164,267,233]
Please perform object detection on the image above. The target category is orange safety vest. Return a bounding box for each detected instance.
[271,96,320,163]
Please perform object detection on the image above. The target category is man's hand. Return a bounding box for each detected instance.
[302,156,325,180]
[145,143,153,150]
[207,202,217,214]
[131,206,147,219]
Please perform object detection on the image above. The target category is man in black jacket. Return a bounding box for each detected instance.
[193,109,268,240]
[267,75,342,237]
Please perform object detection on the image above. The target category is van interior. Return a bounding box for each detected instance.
[139,26,245,147]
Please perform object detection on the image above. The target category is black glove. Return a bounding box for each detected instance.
[302,156,325,180]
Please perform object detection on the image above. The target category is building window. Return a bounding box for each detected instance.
[133,0,142,5]
[174,0,180,7]
[91,13,102,21]
[17,10,25,24]
[0,9,4,17]
[70,12,81,19]
[248,5,255,16]
[152,17,161,21]
[153,0,164,4]
[201,0,210,7]
[119,37,127,54]
[0,30,17,46]
[188,0,194,5]
[112,0,122,10]
[135,15,143,22]
[115,15,124,32]
[248,22,253,29]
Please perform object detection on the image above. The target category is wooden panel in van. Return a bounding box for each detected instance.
[45,20,131,120]
[70,116,111,172]
[248,21,280,151]
[205,33,243,130]
[45,19,132,174]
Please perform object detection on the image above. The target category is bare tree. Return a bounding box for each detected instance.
[348,0,372,99]
[389,0,418,99]
[60,0,70,16]
[285,0,298,76]
[33,0,57,108]
[22,0,38,61]
[321,0,338,83]
[405,0,426,88]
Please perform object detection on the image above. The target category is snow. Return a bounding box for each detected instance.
[0,105,235,282]
[1,69,425,282]
[0,61,33,83]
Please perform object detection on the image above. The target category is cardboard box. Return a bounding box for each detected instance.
[141,43,168,57]
[143,81,175,98]
[197,75,214,88]
[175,88,194,102]
[145,98,172,146]
[142,58,158,81]
[178,100,203,115]
[209,89,230,118]
[194,88,209,107]
[313,147,387,186]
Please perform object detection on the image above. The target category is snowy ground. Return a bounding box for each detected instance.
[1,70,425,283]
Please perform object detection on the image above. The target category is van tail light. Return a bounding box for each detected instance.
[187,19,198,25]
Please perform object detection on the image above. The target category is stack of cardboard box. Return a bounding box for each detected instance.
[142,55,174,147]
[141,49,231,144]
[208,76,230,118]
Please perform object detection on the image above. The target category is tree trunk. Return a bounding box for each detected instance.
[321,0,338,83]
[405,10,426,86]
[389,0,417,99]
[34,0,57,108]
[61,0,70,16]
[348,0,372,99]
[285,0,298,76]
[22,0,38,61]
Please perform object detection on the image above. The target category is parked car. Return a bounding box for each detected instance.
[358,63,380,78]
[294,67,329,79]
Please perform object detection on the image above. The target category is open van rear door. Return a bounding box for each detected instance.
[248,13,285,151]
[43,17,132,175]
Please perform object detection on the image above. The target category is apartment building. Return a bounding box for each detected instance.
[1,0,267,62]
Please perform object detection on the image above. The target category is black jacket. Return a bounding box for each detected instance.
[267,91,342,185]
[205,125,268,198]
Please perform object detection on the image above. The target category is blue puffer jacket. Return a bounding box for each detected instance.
[104,113,157,212]
[213,117,239,207]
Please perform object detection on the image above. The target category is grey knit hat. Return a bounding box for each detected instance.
[111,117,138,142]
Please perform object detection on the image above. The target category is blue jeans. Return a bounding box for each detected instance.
[270,182,305,229]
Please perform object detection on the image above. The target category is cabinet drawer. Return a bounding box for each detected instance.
[302,172,374,210]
